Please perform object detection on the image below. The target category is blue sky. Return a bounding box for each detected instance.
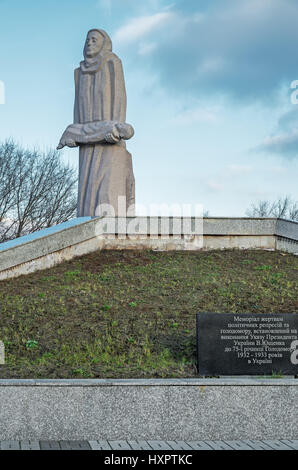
[0,0,298,216]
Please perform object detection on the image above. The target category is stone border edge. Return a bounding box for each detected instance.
[0,378,296,387]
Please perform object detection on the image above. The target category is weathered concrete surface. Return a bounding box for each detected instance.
[277,236,298,253]
[276,218,298,239]
[0,379,296,441]
[0,237,105,280]
[203,217,278,235]
[0,217,297,280]
[0,217,98,272]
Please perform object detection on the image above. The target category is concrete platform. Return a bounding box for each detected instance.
[0,217,297,280]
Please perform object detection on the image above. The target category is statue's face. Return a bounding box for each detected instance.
[84,31,104,57]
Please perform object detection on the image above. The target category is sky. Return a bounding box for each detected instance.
[0,0,298,216]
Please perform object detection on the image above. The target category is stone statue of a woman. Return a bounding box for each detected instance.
[58,29,135,217]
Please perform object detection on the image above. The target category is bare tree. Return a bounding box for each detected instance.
[0,140,77,242]
[246,196,298,221]
[288,202,298,221]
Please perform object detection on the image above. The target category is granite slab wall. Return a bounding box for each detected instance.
[0,379,296,441]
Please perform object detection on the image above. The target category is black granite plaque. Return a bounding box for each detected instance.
[197,313,298,376]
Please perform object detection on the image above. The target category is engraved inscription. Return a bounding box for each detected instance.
[220,315,297,366]
[197,313,298,376]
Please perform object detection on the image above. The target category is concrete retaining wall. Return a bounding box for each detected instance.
[0,217,297,280]
[0,379,296,440]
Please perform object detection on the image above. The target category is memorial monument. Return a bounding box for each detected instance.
[58,29,135,217]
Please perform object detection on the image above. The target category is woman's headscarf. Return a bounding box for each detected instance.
[81,29,113,73]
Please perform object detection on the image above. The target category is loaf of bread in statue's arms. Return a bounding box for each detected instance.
[57,121,135,149]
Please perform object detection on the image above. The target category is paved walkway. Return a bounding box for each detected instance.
[0,440,297,450]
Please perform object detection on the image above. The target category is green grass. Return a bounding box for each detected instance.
[0,249,297,378]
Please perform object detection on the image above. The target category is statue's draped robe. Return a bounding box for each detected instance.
[74,52,135,216]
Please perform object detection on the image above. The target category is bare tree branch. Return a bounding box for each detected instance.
[246,196,298,221]
[0,140,77,242]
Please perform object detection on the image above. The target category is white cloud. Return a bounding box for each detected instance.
[170,105,220,126]
[255,129,298,158]
[198,58,226,74]
[113,12,174,44]
[146,0,298,103]
[192,12,205,24]
[138,42,157,56]
[270,166,287,174]
[227,165,253,175]
[98,0,112,14]
[207,180,224,192]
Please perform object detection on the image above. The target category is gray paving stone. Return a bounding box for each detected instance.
[40,441,61,450]
[20,440,40,450]
[166,441,193,450]
[89,440,112,450]
[0,439,294,451]
[187,441,213,450]
[0,441,20,450]
[280,440,298,450]
[147,441,172,450]
[263,440,294,450]
[127,440,153,450]
[242,440,276,450]
[59,440,91,450]
[109,441,132,450]
[204,440,233,450]
[224,441,254,450]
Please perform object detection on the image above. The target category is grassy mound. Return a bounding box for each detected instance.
[0,249,297,378]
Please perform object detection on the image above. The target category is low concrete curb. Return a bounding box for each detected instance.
[0,379,297,441]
